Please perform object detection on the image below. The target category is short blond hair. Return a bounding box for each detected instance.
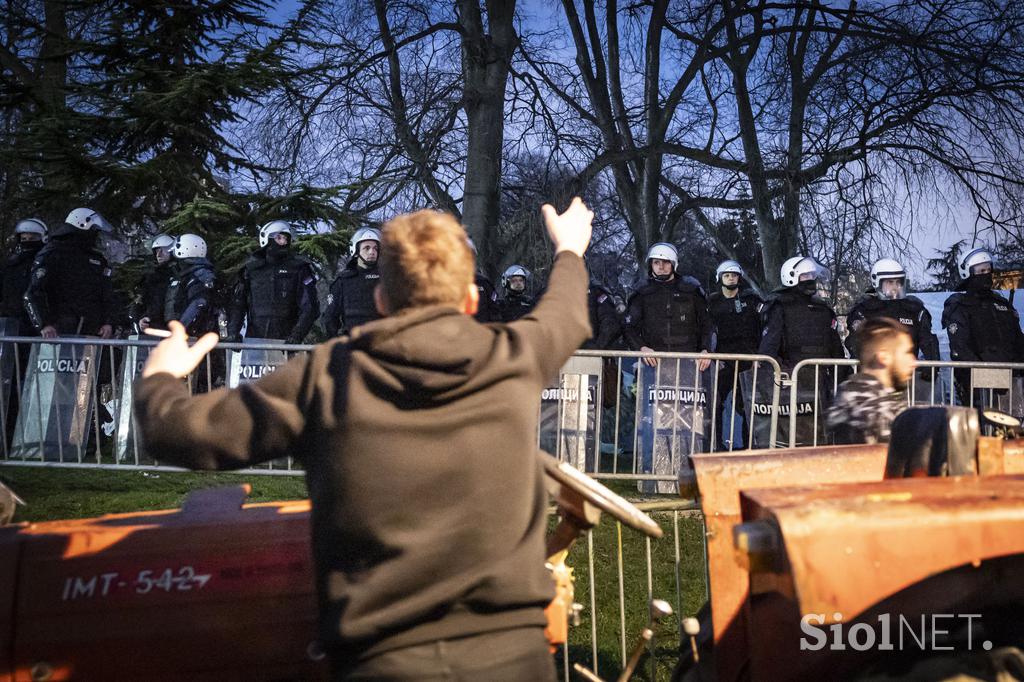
[379,210,475,312]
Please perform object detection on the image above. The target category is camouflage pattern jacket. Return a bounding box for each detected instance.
[826,372,908,445]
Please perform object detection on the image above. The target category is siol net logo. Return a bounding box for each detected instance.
[801,612,990,652]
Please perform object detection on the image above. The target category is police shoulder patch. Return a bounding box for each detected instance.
[948,322,959,335]
[326,293,334,305]
[850,318,863,331]
[34,268,46,279]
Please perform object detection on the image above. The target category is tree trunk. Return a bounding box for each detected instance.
[459,0,517,277]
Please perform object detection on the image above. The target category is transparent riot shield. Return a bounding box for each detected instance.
[11,341,98,461]
[637,359,708,495]
[538,356,602,473]
[741,367,830,447]
[227,338,290,388]
[227,338,293,469]
[114,337,151,464]
[0,318,20,444]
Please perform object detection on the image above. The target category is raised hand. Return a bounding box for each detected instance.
[142,320,219,379]
[541,197,593,257]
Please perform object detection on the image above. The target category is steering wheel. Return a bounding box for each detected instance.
[539,450,663,539]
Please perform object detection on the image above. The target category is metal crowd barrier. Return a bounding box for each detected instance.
[553,499,706,681]
[788,358,1024,447]
[0,336,787,483]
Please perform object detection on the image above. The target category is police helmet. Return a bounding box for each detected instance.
[780,256,824,287]
[716,259,744,281]
[151,234,175,251]
[869,258,906,289]
[15,218,47,241]
[646,242,678,270]
[502,264,530,290]
[258,220,292,248]
[349,227,382,256]
[64,208,112,233]
[958,247,993,280]
[173,234,207,259]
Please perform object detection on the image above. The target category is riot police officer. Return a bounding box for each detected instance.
[136,234,175,333]
[846,258,939,361]
[495,264,534,322]
[24,208,115,339]
[583,283,620,350]
[623,243,713,362]
[163,234,217,337]
[942,247,1024,364]
[322,227,382,337]
[758,255,845,369]
[707,260,763,449]
[1,218,47,334]
[467,237,497,323]
[228,221,319,343]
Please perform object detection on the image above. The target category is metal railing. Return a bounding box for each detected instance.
[788,358,1024,447]
[0,337,785,485]
[552,499,705,682]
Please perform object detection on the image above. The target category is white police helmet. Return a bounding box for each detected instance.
[958,247,993,280]
[646,242,678,270]
[349,227,382,256]
[869,258,906,289]
[780,256,824,287]
[173,234,207,259]
[716,259,744,281]
[258,220,292,248]
[151,234,175,251]
[65,208,112,233]
[15,218,47,241]
[501,264,530,289]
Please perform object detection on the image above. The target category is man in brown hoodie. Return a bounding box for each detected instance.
[134,199,594,680]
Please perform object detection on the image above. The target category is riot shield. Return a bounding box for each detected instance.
[636,359,708,495]
[227,338,294,470]
[114,337,152,464]
[227,338,290,388]
[11,341,98,461]
[741,367,830,448]
[538,356,602,473]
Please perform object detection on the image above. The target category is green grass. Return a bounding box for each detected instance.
[0,465,704,681]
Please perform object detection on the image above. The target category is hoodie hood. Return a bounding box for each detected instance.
[348,305,497,399]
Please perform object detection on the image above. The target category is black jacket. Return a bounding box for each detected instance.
[321,256,381,337]
[0,242,44,331]
[758,287,845,368]
[473,273,498,323]
[846,292,939,360]
[135,252,591,662]
[164,258,217,337]
[137,262,173,329]
[942,288,1024,362]
[494,291,535,323]
[622,276,712,352]
[23,232,115,335]
[228,247,318,343]
[582,285,620,349]
[708,288,763,355]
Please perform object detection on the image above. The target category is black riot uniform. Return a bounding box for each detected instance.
[942,289,1024,363]
[0,240,45,332]
[845,293,940,360]
[135,262,173,330]
[582,285,620,350]
[23,231,115,336]
[228,245,319,343]
[321,255,381,337]
[164,257,217,337]
[708,288,763,449]
[622,277,712,353]
[758,286,845,369]
[495,290,535,323]
[473,273,498,323]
